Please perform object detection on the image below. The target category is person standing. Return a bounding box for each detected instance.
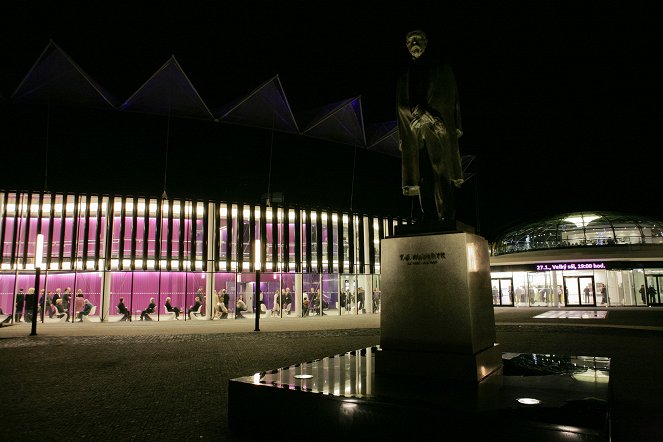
[62,287,72,317]
[372,287,381,312]
[74,289,85,318]
[639,284,647,304]
[647,285,657,304]
[583,284,592,303]
[397,29,464,227]
[14,288,25,322]
[221,289,230,319]
[357,287,366,314]
[24,288,35,322]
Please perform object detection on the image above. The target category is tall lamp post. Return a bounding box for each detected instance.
[254,240,261,332]
[30,234,44,336]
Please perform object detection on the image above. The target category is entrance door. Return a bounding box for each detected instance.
[645,275,663,306]
[491,278,514,306]
[563,276,596,307]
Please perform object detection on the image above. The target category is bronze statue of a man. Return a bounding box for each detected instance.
[398,29,464,227]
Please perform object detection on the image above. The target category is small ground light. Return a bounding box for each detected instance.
[294,374,313,379]
[517,398,541,405]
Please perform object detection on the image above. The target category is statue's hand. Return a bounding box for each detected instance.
[411,106,449,135]
[452,179,464,188]
[402,185,420,196]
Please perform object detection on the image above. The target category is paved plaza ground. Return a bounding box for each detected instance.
[1,307,662,441]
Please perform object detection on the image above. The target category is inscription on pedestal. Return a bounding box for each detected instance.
[379,232,501,381]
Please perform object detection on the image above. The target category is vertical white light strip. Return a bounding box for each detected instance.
[35,234,44,269]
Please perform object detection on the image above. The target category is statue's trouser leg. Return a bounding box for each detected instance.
[418,145,440,221]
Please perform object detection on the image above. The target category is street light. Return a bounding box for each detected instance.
[254,239,261,332]
[30,234,44,336]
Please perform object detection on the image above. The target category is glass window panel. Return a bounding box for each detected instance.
[123,200,133,258]
[186,272,207,317]
[219,204,228,263]
[231,204,239,268]
[160,201,169,260]
[147,202,158,259]
[332,213,339,273]
[0,273,17,317]
[322,273,338,315]
[193,202,203,261]
[288,210,295,271]
[73,272,102,319]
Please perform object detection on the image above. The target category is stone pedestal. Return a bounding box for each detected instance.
[377,232,502,382]
[228,231,612,441]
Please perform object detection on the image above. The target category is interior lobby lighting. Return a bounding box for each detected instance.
[564,214,600,228]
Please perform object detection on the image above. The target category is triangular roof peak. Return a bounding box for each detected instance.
[217,75,299,133]
[121,55,214,120]
[298,96,366,147]
[11,40,118,109]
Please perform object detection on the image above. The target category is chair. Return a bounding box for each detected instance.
[115,306,130,322]
[45,305,68,322]
[81,305,97,322]
[190,304,205,320]
[162,305,177,320]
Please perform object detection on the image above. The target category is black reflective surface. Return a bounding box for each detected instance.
[229,346,611,441]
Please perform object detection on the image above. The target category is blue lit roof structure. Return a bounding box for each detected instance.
[298,97,366,147]
[217,75,299,134]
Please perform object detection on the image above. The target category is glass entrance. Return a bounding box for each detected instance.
[491,278,514,306]
[645,275,663,305]
[563,276,596,306]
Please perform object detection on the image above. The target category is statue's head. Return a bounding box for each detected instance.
[405,29,427,59]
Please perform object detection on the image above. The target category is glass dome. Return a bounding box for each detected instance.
[491,211,663,256]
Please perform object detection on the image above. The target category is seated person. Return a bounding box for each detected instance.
[271,290,281,317]
[165,296,181,320]
[140,297,156,321]
[76,299,93,322]
[302,294,309,317]
[188,296,202,318]
[221,289,230,319]
[117,297,131,321]
[53,298,70,321]
[235,296,247,319]
[214,291,228,319]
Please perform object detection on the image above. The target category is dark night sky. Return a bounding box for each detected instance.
[1,1,660,240]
